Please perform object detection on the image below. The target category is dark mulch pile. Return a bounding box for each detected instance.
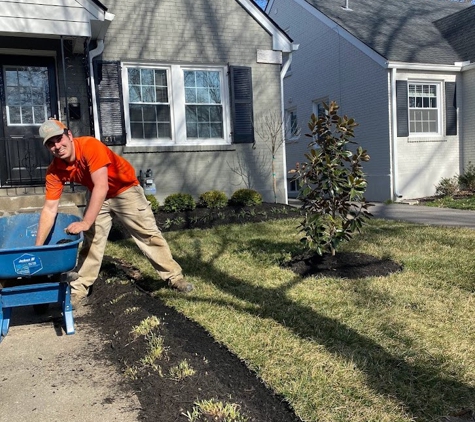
[84,202,401,421]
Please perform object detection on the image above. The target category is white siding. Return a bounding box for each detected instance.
[395,71,460,200]
[462,67,475,168]
[270,0,392,202]
[0,0,104,37]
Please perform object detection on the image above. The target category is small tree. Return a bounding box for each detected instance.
[296,101,372,256]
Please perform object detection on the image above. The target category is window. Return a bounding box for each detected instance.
[123,64,230,145]
[5,66,51,126]
[408,83,440,134]
[285,109,299,139]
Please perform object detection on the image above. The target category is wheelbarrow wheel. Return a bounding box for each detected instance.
[33,304,50,315]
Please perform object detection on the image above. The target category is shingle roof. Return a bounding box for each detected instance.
[304,0,474,65]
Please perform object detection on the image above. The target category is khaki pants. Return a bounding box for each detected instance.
[70,185,183,298]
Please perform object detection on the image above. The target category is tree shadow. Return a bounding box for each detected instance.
[164,230,475,420]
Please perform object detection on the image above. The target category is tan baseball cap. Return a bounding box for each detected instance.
[39,119,67,145]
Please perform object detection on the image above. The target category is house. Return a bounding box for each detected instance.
[0,0,297,214]
[267,0,475,202]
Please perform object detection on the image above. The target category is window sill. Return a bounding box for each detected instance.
[123,144,237,153]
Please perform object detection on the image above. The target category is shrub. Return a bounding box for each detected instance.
[229,189,263,206]
[458,162,475,192]
[435,176,459,197]
[163,193,196,212]
[296,101,372,256]
[145,195,160,213]
[198,190,228,209]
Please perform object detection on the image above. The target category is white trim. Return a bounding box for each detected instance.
[122,62,232,147]
[387,61,463,72]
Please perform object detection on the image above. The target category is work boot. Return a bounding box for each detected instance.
[70,293,89,310]
[169,278,194,292]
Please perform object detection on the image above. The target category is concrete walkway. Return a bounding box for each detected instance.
[0,305,141,422]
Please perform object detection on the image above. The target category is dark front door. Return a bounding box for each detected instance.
[0,56,58,186]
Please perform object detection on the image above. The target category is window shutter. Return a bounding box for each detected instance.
[229,65,254,144]
[396,80,409,137]
[445,82,457,136]
[94,60,126,145]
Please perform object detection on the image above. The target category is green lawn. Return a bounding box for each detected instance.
[419,195,475,210]
[106,218,475,422]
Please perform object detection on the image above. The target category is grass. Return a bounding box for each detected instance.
[106,218,475,422]
[419,194,475,210]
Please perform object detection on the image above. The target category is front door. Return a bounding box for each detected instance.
[0,55,58,186]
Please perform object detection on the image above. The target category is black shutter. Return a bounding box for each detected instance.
[396,80,409,137]
[445,82,457,136]
[94,60,126,145]
[229,65,254,143]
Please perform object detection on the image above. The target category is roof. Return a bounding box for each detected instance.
[304,0,475,65]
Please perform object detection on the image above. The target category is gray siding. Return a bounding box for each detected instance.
[101,0,286,203]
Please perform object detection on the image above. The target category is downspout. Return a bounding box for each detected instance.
[280,52,293,204]
[89,39,104,139]
[390,67,403,200]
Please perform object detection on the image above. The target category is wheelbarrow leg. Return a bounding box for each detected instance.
[62,283,75,335]
[1,306,12,340]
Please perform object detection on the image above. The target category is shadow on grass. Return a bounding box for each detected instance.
[126,226,473,420]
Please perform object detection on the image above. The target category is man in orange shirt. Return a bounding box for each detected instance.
[36,119,193,308]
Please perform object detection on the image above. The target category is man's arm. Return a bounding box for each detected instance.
[35,199,60,246]
[65,166,109,234]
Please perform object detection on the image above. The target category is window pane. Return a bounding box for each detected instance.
[130,104,143,120]
[185,87,196,103]
[156,87,168,103]
[9,106,21,124]
[129,86,141,103]
[156,105,170,122]
[142,86,155,103]
[5,70,18,86]
[128,68,140,85]
[143,123,157,139]
[22,107,33,124]
[131,122,144,138]
[6,87,20,105]
[155,69,167,86]
[33,106,45,123]
[141,69,154,85]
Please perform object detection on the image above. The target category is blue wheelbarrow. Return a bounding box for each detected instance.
[0,213,83,343]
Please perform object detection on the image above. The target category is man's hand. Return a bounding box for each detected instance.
[65,220,91,234]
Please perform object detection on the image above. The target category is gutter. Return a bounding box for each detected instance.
[88,11,114,139]
[389,67,402,200]
[280,46,298,204]
[89,39,105,139]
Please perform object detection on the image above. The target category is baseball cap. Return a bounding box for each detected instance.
[39,119,68,145]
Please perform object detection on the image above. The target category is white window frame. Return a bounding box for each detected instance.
[122,63,231,146]
[285,108,299,141]
[408,81,441,136]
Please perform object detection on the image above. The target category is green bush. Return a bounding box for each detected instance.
[435,176,459,197]
[458,162,475,191]
[229,189,263,206]
[163,193,196,212]
[296,101,372,257]
[145,195,160,213]
[198,190,228,209]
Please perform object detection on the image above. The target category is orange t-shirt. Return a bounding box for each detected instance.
[45,136,139,201]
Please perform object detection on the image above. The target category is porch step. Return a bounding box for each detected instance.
[0,191,86,217]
